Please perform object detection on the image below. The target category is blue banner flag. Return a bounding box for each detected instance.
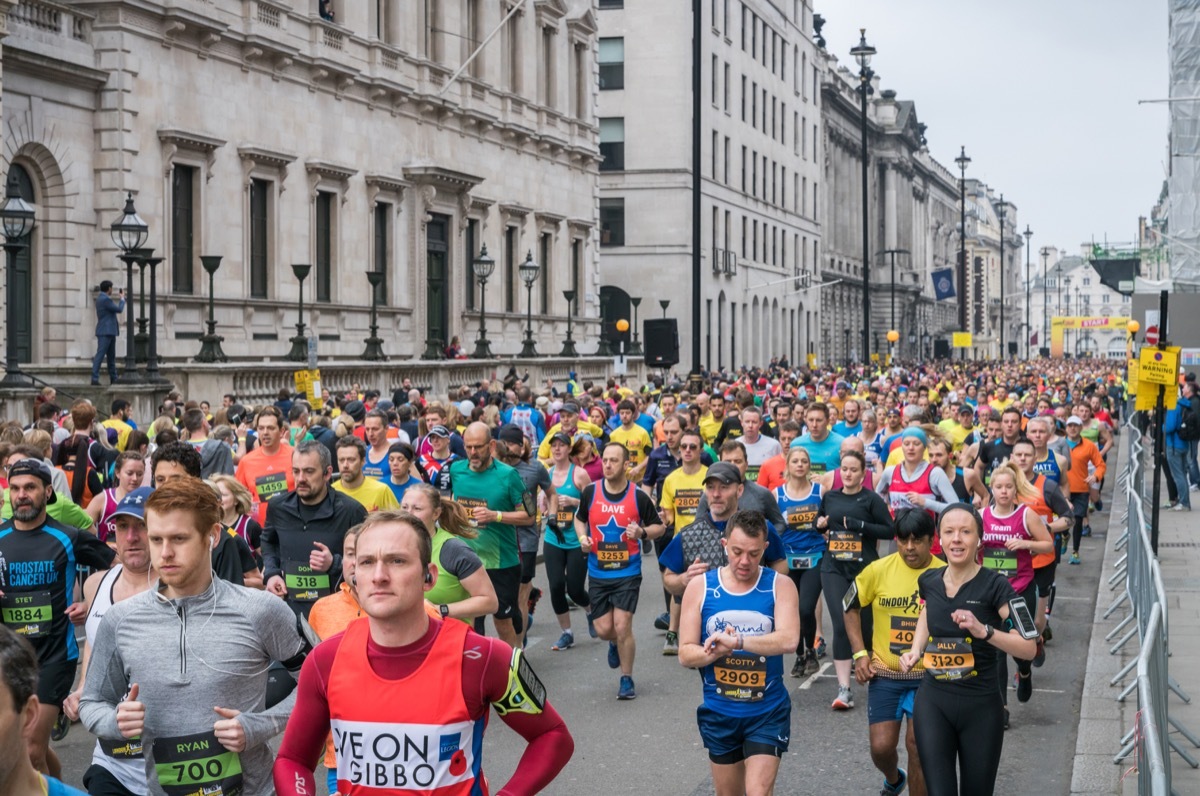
[932,268,956,301]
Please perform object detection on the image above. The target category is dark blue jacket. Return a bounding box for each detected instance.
[95,292,124,336]
[1164,396,1191,451]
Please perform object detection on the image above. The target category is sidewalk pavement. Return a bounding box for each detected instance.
[1073,442,1200,795]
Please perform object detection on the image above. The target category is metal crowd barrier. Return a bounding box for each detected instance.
[1109,415,1200,792]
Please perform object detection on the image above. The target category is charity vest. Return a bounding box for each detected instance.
[585,483,642,579]
[328,618,487,796]
[888,463,937,521]
[774,483,825,563]
[981,504,1034,594]
[425,527,471,623]
[1032,451,1064,486]
[698,567,787,716]
[1024,475,1058,570]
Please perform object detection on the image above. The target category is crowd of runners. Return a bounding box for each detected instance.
[0,356,1131,795]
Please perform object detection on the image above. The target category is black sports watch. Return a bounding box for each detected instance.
[439,604,450,619]
[983,624,995,641]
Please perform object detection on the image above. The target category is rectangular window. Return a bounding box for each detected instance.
[598,37,624,90]
[802,176,807,216]
[171,164,196,294]
[465,219,477,310]
[711,130,718,179]
[751,81,757,128]
[570,239,581,316]
[373,202,389,306]
[466,0,482,78]
[724,136,730,186]
[314,191,333,302]
[741,145,747,192]
[741,75,747,121]
[599,117,625,171]
[723,62,730,110]
[249,178,269,299]
[741,216,747,258]
[504,226,516,312]
[540,26,555,107]
[741,3,747,50]
[712,206,719,253]
[712,54,719,105]
[724,210,731,254]
[539,232,551,313]
[751,151,757,197]
[752,220,758,261]
[600,198,625,246]
[802,118,807,159]
[813,180,818,222]
[598,0,622,7]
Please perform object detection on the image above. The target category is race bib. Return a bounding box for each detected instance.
[283,560,331,603]
[889,615,917,656]
[99,736,144,760]
[457,497,488,526]
[786,507,818,533]
[922,637,977,681]
[828,529,863,562]
[153,731,243,796]
[554,509,576,527]
[745,466,761,483]
[253,471,288,502]
[0,591,53,638]
[595,541,630,570]
[787,554,817,571]
[674,489,702,517]
[713,654,768,701]
[982,546,1018,577]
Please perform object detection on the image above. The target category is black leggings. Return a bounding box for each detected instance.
[996,581,1036,705]
[914,683,1005,795]
[1072,514,1086,554]
[821,568,871,660]
[787,567,824,654]
[543,542,589,616]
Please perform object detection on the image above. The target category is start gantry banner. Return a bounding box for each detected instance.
[1049,316,1131,358]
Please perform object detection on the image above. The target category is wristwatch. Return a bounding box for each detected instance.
[438,604,450,619]
[983,624,995,641]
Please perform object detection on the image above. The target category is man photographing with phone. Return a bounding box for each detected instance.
[92,280,125,386]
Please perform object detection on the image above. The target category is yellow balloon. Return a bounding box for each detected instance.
[616,319,630,333]
[1127,320,1140,334]
[886,329,900,343]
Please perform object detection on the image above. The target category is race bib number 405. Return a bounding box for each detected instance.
[888,615,917,656]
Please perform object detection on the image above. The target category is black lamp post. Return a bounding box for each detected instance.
[0,174,35,386]
[629,296,643,355]
[995,195,1009,358]
[850,28,876,365]
[518,250,540,358]
[285,263,311,362]
[954,146,970,359]
[362,271,387,361]
[596,290,614,357]
[139,250,165,382]
[881,248,908,334]
[196,255,228,362]
[132,248,150,364]
[1022,225,1033,360]
[471,244,495,359]
[560,289,579,357]
[843,328,851,368]
[660,299,670,318]
[109,192,148,383]
[1040,246,1050,355]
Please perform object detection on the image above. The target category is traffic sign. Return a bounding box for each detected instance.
[1127,360,1139,396]
[1139,347,1179,386]
[1137,388,1177,412]
[1145,325,1159,346]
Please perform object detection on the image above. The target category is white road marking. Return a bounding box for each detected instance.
[798,662,833,690]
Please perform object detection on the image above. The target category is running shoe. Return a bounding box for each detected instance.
[663,631,679,656]
[1069,552,1081,565]
[1043,621,1053,642]
[587,611,597,638]
[802,652,820,676]
[1095,499,1103,511]
[653,612,670,631]
[50,711,69,741]
[617,675,637,700]
[791,656,804,678]
[1081,524,1091,537]
[607,641,620,669]
[815,635,827,659]
[551,630,574,651]
[832,686,854,710]
[1016,672,1033,703]
[1032,638,1046,668]
[881,767,907,795]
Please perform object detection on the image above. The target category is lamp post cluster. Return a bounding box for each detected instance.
[107,193,169,384]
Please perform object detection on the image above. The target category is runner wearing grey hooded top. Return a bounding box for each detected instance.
[79,577,305,796]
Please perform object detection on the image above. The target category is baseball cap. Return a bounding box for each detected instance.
[887,408,902,417]
[344,400,366,422]
[427,425,451,439]
[703,462,743,485]
[549,431,572,446]
[958,405,974,415]
[561,402,580,415]
[110,487,154,521]
[1067,415,1083,426]
[496,424,526,445]
[7,458,57,504]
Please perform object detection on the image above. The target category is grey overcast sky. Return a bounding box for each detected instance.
[815,0,1169,258]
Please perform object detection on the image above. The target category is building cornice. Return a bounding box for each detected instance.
[403,166,484,194]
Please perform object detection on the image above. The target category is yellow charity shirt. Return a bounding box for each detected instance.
[332,478,400,512]
[660,466,708,530]
[852,552,946,673]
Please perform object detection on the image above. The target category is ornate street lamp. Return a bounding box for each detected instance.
[850,28,876,365]
[0,174,35,386]
[196,256,228,362]
[954,146,971,359]
[132,247,150,365]
[518,250,540,358]
[560,289,579,358]
[109,192,148,382]
[995,195,1009,358]
[137,249,166,383]
[1023,225,1033,360]
[471,245,495,359]
[659,299,670,318]
[887,329,899,365]
[285,263,311,362]
[362,271,387,361]
[629,296,643,356]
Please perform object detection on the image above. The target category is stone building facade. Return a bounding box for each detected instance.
[0,0,603,382]
[596,0,824,373]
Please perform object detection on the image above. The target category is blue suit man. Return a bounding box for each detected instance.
[92,280,124,384]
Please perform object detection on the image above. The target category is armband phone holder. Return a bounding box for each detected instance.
[492,647,547,717]
[841,581,859,613]
[1007,596,1039,640]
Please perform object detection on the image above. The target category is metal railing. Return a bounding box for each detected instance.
[1108,416,1200,792]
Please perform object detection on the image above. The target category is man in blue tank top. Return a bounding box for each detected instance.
[678,510,800,796]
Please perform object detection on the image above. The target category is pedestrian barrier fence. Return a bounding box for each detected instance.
[1108,420,1200,794]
